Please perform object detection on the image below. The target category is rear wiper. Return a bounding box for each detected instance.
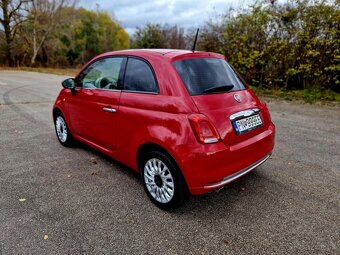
[203,85,234,94]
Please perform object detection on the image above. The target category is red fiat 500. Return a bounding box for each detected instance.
[53,49,275,210]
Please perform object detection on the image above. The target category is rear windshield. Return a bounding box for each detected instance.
[173,58,246,95]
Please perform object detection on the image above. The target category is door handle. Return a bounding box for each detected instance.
[102,107,117,113]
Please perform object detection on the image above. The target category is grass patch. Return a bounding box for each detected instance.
[0,66,79,76]
[1,67,339,105]
[250,86,340,104]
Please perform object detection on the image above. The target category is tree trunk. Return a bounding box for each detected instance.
[1,0,14,66]
[4,27,14,66]
[30,23,37,66]
[30,29,49,66]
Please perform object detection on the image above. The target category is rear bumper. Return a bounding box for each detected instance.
[203,153,271,189]
[177,123,275,195]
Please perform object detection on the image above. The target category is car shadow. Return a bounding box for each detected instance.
[75,141,141,180]
[74,141,270,214]
[177,171,267,213]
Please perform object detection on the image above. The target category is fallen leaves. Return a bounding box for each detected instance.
[90,157,97,164]
[44,235,49,240]
[239,187,246,192]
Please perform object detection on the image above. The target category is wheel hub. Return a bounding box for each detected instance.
[154,175,163,187]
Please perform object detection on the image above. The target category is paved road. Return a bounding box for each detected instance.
[0,71,339,254]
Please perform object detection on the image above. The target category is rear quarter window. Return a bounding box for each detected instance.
[173,58,246,95]
[123,58,158,93]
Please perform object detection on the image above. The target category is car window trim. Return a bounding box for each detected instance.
[76,56,127,90]
[121,56,159,94]
[121,90,158,95]
[77,87,122,93]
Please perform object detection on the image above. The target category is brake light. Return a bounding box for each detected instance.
[188,114,221,144]
[261,101,271,122]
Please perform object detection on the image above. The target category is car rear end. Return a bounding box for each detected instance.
[171,53,275,195]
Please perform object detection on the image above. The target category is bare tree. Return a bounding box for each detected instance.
[29,0,75,65]
[0,0,29,66]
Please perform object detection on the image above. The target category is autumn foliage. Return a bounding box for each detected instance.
[133,0,340,92]
[1,0,339,93]
[0,1,129,67]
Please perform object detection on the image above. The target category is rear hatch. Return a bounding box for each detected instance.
[173,57,270,146]
[191,90,269,146]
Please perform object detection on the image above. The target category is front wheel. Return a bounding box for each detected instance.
[54,112,75,147]
[141,151,189,210]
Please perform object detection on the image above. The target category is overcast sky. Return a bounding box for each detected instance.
[78,0,254,35]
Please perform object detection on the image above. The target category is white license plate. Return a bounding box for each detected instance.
[233,114,263,135]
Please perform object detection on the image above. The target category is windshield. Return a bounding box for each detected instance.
[173,58,246,95]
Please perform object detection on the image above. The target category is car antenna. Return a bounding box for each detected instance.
[191,28,199,52]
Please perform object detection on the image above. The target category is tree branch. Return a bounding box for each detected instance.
[10,16,26,40]
[8,1,24,19]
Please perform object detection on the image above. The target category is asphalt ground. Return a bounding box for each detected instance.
[0,71,339,254]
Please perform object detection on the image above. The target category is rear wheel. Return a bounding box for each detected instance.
[140,151,189,210]
[54,112,75,147]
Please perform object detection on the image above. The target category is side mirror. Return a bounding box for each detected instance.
[62,78,76,89]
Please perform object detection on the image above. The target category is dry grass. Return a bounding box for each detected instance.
[1,66,338,105]
[251,86,340,105]
[0,66,79,76]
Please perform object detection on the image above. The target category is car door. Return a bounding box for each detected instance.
[116,57,160,163]
[67,56,125,151]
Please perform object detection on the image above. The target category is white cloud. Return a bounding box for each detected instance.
[78,0,253,35]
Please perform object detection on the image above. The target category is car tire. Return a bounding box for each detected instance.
[54,112,75,147]
[140,150,189,210]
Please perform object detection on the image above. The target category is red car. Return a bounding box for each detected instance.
[53,49,275,210]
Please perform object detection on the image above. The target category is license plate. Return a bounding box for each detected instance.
[233,114,263,135]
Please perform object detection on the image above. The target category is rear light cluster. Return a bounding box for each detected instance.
[260,101,272,122]
[188,114,221,144]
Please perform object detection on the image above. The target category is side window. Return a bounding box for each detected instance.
[79,57,124,90]
[123,58,158,93]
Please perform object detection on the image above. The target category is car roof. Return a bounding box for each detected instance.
[96,49,225,62]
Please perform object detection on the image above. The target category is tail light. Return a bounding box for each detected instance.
[188,114,221,144]
[260,101,271,122]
